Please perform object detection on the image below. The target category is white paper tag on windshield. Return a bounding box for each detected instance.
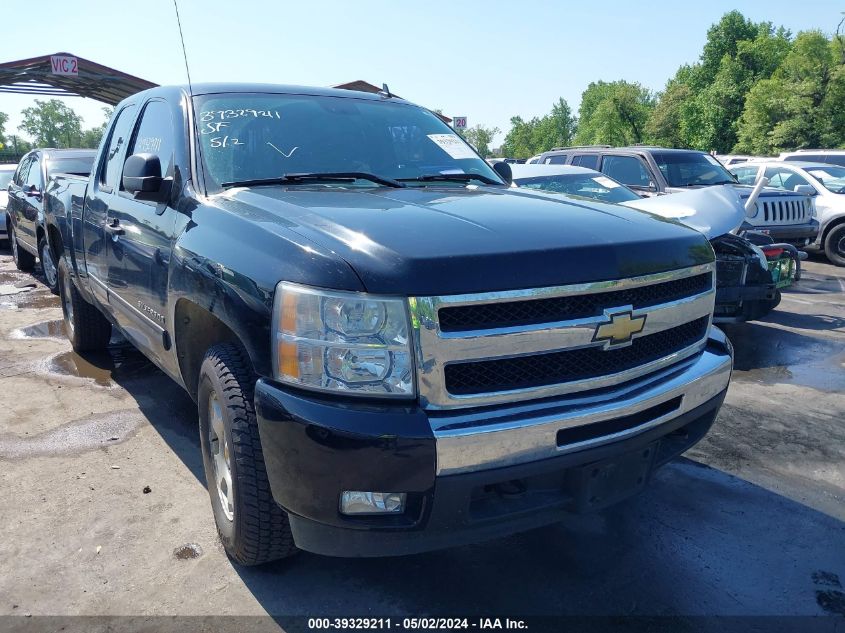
[427,134,477,159]
[593,176,620,189]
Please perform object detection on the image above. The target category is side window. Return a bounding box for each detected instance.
[731,166,759,185]
[125,101,175,190]
[14,157,32,186]
[573,154,599,170]
[101,104,138,191]
[824,155,845,167]
[601,155,653,188]
[24,156,42,189]
[764,166,810,192]
[784,154,822,163]
[545,155,568,165]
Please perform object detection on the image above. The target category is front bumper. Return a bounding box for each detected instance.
[741,219,819,246]
[256,331,733,557]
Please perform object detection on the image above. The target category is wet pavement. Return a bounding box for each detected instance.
[0,247,843,623]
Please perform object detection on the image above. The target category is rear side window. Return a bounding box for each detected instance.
[822,155,845,167]
[127,101,175,184]
[572,154,599,170]
[100,104,138,191]
[601,155,652,188]
[544,155,568,165]
[784,154,824,163]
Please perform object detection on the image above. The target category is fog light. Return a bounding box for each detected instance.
[340,491,406,515]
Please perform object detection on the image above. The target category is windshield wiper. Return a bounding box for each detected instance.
[397,173,503,185]
[221,172,405,189]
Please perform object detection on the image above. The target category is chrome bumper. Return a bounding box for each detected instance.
[433,330,732,476]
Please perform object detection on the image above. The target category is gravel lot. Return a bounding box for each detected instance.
[0,245,843,624]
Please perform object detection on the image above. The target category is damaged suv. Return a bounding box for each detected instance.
[511,164,798,323]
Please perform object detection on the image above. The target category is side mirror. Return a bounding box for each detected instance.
[492,161,512,185]
[25,184,42,199]
[794,184,816,196]
[123,153,168,200]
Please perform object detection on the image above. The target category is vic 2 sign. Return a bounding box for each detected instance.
[50,55,78,76]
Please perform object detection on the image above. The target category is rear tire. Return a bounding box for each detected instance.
[11,230,35,272]
[824,224,845,267]
[58,257,112,352]
[39,237,60,294]
[198,343,297,566]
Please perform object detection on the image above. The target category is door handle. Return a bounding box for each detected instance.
[105,219,125,236]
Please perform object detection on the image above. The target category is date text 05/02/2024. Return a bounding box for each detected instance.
[307,619,529,630]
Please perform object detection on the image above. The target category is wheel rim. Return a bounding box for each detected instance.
[208,392,234,521]
[41,243,58,288]
[837,235,845,258]
[61,271,74,336]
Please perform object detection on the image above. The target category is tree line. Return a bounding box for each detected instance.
[0,101,113,160]
[462,10,845,159]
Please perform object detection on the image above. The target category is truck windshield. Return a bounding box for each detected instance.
[514,173,641,203]
[653,152,737,187]
[193,93,502,191]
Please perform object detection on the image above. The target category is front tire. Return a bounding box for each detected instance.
[58,257,112,352]
[39,237,59,294]
[11,230,36,272]
[824,224,845,267]
[198,343,297,566]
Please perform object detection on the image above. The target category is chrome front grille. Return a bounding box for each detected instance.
[409,263,716,409]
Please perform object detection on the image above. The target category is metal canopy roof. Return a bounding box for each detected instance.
[0,53,158,105]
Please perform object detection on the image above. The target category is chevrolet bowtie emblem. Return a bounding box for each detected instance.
[593,308,647,349]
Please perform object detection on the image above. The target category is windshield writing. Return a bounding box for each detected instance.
[194,94,501,190]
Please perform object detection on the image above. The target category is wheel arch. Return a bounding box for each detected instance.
[173,298,264,402]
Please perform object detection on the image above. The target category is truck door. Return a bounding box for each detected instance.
[6,156,32,238]
[13,155,43,251]
[83,103,138,311]
[102,99,179,365]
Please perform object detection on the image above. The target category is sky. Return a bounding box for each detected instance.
[1,0,843,146]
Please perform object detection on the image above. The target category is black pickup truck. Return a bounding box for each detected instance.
[47,83,733,564]
[6,148,96,292]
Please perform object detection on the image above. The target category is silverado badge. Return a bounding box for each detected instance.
[593,308,647,349]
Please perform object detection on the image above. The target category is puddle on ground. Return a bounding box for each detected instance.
[10,319,66,340]
[724,323,845,392]
[173,543,203,560]
[0,410,143,459]
[47,345,155,387]
[0,283,34,296]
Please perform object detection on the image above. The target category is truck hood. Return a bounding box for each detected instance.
[214,185,713,295]
[620,185,746,239]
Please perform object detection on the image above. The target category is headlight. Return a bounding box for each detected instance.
[272,282,414,397]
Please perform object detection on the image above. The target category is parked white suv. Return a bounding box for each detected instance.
[731,161,845,266]
[779,149,845,168]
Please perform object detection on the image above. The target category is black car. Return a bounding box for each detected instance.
[6,148,96,292]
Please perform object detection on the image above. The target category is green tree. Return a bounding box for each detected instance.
[78,106,114,149]
[500,98,576,158]
[18,99,83,147]
[735,31,845,153]
[460,124,500,158]
[575,80,654,146]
